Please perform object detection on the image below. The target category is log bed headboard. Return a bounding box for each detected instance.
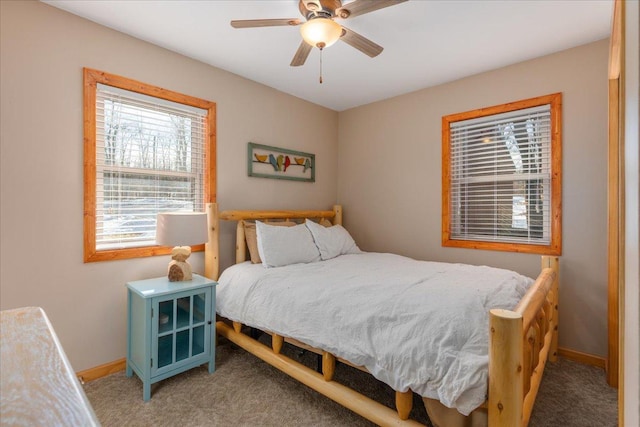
[205,204,343,275]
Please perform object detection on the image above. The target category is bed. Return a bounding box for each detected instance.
[203,203,559,427]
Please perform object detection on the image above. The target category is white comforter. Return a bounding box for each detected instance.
[216,252,533,415]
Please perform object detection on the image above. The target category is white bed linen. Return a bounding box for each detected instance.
[216,252,533,415]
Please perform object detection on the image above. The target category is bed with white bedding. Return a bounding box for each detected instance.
[204,203,559,427]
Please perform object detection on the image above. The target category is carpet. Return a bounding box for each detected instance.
[83,339,617,426]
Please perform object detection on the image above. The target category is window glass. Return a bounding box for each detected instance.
[96,85,207,250]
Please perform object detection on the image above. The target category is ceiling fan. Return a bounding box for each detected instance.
[230,0,408,67]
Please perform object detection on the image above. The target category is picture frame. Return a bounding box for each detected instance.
[247,142,315,182]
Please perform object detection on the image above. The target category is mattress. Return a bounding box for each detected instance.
[216,252,533,415]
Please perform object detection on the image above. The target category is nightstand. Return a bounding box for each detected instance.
[125,274,217,401]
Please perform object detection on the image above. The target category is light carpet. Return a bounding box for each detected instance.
[83,340,617,426]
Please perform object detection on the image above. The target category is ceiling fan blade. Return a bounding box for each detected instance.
[231,18,302,29]
[290,41,313,67]
[340,27,383,57]
[336,0,407,19]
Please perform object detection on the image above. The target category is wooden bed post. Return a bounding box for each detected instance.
[322,352,336,381]
[333,205,343,226]
[542,256,560,362]
[396,390,413,420]
[233,321,242,333]
[236,220,247,264]
[489,308,524,427]
[205,203,219,280]
[272,334,284,354]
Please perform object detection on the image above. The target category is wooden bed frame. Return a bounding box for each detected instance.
[203,203,559,427]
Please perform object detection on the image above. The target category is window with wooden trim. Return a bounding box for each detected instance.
[442,93,562,255]
[84,68,216,262]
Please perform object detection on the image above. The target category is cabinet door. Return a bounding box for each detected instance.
[151,288,211,377]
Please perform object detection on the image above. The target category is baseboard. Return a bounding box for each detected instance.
[558,347,606,369]
[74,348,607,383]
[76,358,126,383]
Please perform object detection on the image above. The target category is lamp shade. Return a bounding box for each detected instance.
[156,212,208,247]
[300,18,342,48]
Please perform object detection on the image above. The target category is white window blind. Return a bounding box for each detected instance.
[95,84,207,250]
[449,104,551,245]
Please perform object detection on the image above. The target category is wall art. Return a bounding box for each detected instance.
[247,142,315,182]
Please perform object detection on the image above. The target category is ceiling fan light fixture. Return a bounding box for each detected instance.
[300,18,342,48]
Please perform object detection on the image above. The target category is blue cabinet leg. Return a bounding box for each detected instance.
[126,363,133,377]
[143,382,151,401]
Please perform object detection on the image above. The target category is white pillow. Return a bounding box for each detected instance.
[305,219,361,260]
[256,221,321,268]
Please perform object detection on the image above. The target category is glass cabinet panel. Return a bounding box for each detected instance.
[176,330,190,362]
[192,325,204,356]
[158,300,173,334]
[157,335,173,368]
[176,297,190,329]
[193,293,205,324]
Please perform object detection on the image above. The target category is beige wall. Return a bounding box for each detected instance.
[0,1,338,370]
[338,40,610,357]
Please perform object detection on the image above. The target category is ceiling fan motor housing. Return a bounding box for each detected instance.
[299,0,344,19]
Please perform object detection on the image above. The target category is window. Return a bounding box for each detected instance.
[442,93,561,255]
[84,68,216,262]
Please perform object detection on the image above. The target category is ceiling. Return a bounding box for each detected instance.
[44,0,612,111]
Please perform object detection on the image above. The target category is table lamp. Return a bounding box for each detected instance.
[156,212,208,282]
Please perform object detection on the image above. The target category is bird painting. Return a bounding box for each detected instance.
[249,143,313,182]
[268,154,279,171]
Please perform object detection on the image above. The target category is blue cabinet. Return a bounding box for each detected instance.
[126,274,217,401]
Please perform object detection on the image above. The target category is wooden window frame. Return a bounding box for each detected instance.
[83,68,216,262]
[442,93,562,255]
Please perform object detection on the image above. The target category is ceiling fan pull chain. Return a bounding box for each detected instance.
[319,47,323,84]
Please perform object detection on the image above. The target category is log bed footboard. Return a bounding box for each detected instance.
[489,256,559,427]
[204,203,559,427]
